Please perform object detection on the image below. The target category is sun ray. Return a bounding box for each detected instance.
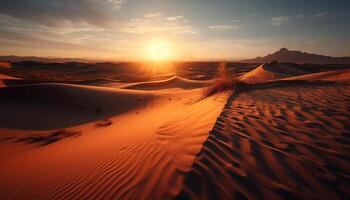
[145,39,174,61]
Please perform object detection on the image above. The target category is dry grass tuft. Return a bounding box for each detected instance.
[203,62,240,97]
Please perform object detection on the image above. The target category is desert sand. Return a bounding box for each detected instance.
[177,63,350,200]
[0,77,229,199]
[239,62,308,83]
[178,85,350,199]
[0,73,20,88]
[0,61,11,68]
[0,62,19,87]
[0,62,349,200]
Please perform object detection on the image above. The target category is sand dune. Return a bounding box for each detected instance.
[0,74,17,80]
[177,84,350,200]
[120,76,213,90]
[239,62,308,83]
[0,64,349,200]
[0,73,20,87]
[0,76,214,129]
[0,61,11,68]
[0,79,230,199]
[0,83,159,129]
[283,69,350,82]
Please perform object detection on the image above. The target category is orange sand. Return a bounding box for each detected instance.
[0,62,349,199]
[0,80,229,199]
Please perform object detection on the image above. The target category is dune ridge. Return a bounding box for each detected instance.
[0,80,229,199]
[239,62,308,84]
[0,83,160,129]
[283,69,350,82]
[176,83,350,200]
[0,73,20,87]
[0,62,11,68]
[1,63,349,200]
[120,76,214,90]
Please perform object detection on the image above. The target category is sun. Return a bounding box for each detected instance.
[145,39,173,61]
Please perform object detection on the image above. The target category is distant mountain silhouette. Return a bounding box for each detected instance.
[241,48,350,64]
[0,55,102,63]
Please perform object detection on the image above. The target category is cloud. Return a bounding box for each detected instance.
[271,16,289,26]
[209,25,240,31]
[144,12,163,18]
[166,16,183,21]
[297,14,304,18]
[0,0,126,28]
[120,14,198,34]
[232,19,240,23]
[0,12,121,56]
[314,12,328,17]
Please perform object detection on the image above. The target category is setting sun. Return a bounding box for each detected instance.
[145,39,173,61]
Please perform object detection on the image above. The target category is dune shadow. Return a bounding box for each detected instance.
[94,118,113,128]
[0,83,152,130]
[16,130,81,146]
[177,81,350,200]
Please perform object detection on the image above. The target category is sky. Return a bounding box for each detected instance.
[0,0,349,61]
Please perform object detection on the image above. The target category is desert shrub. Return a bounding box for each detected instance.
[203,62,240,97]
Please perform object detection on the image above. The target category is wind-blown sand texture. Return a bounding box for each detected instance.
[0,79,229,200]
[283,69,350,82]
[176,84,350,200]
[239,62,308,83]
[175,63,350,200]
[0,62,350,200]
[121,76,214,91]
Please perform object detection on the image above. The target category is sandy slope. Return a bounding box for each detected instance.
[0,80,229,199]
[239,62,308,83]
[177,84,350,200]
[175,67,350,199]
[283,69,350,82]
[1,65,349,200]
[0,73,20,88]
[0,83,161,129]
[102,76,214,91]
[0,62,11,68]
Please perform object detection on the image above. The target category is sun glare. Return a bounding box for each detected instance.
[146,39,173,61]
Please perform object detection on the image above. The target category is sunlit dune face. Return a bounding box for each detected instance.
[146,40,173,61]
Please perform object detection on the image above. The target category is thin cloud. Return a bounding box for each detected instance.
[120,14,198,34]
[271,16,289,26]
[209,25,240,31]
[0,0,126,28]
[314,12,328,17]
[105,0,126,8]
[144,12,163,18]
[166,16,183,21]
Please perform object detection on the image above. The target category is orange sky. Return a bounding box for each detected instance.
[0,0,349,61]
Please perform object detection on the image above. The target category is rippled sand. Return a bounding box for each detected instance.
[177,84,350,200]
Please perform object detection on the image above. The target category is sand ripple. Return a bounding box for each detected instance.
[177,84,350,200]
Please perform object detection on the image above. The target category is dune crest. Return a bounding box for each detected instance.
[0,83,161,129]
[121,76,213,90]
[0,81,230,199]
[1,61,349,200]
[0,61,11,68]
[239,61,308,83]
[283,69,350,82]
[0,73,20,88]
[177,84,350,200]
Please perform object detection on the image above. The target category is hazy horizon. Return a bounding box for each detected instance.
[0,0,349,61]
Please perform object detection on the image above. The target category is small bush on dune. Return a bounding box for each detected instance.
[204,62,240,97]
